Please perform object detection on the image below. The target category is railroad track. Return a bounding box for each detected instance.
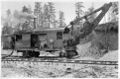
[2,57,118,66]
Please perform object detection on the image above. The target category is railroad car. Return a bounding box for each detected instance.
[2,28,77,58]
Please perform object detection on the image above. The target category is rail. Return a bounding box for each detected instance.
[2,57,118,66]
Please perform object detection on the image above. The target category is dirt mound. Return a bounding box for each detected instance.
[76,41,118,61]
[76,42,104,59]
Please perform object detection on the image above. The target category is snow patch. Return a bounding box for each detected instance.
[99,50,118,61]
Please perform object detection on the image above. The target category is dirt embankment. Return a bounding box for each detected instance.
[76,22,118,59]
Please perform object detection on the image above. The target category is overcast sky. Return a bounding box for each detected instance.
[1,1,111,25]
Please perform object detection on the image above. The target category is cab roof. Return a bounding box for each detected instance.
[13,28,65,35]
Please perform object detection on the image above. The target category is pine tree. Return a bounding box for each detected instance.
[75,2,84,28]
[112,2,118,15]
[43,3,50,28]
[6,9,11,17]
[47,2,56,28]
[59,11,65,28]
[22,5,33,31]
[86,6,96,22]
[22,5,32,14]
[22,6,29,13]
[27,5,33,30]
[75,2,84,18]
[6,9,12,26]
[34,2,42,29]
[110,2,118,22]
[27,5,32,14]
[13,10,20,31]
[13,10,27,31]
[2,9,13,34]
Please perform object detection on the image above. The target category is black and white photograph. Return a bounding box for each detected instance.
[1,0,119,78]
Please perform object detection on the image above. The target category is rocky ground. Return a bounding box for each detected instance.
[1,61,118,78]
[1,49,118,78]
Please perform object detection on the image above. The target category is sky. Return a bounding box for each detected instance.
[1,1,112,25]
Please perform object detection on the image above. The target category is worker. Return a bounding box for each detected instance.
[49,39,54,49]
[11,36,15,49]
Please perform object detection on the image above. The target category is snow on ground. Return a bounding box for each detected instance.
[1,50,22,56]
[1,49,59,57]
[99,50,118,61]
[74,50,118,61]
[1,62,118,78]
[1,44,118,78]
[40,51,59,56]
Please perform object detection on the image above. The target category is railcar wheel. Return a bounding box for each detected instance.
[22,51,30,58]
[66,50,78,58]
[28,51,40,57]
[34,51,40,57]
[59,52,66,57]
[22,51,39,58]
[29,51,34,57]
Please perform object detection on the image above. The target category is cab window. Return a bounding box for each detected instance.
[16,35,22,41]
[57,31,63,39]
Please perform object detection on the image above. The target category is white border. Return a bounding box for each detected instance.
[0,0,119,79]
